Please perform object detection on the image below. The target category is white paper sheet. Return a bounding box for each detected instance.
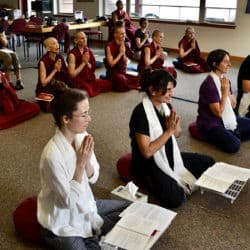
[104,226,150,250]
[119,202,177,231]
[103,202,177,249]
[117,214,158,236]
[195,162,250,193]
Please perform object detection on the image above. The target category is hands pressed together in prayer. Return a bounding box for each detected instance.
[220,76,230,97]
[82,51,91,68]
[54,59,62,72]
[165,110,180,136]
[144,32,149,40]
[119,43,128,63]
[74,135,95,182]
[190,39,196,50]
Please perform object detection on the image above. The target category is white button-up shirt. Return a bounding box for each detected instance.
[37,129,103,238]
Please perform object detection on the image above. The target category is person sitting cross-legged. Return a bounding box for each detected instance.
[137,30,177,79]
[174,27,209,73]
[36,37,70,96]
[196,49,250,153]
[104,21,139,92]
[129,69,215,208]
[130,17,151,61]
[68,31,112,97]
[0,29,24,90]
[37,88,130,250]
[108,0,136,44]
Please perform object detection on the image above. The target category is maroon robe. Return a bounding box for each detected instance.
[177,36,209,73]
[108,9,136,42]
[36,53,69,95]
[138,42,177,78]
[69,47,112,97]
[104,41,139,92]
[0,71,20,114]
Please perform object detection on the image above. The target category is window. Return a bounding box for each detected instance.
[131,0,200,21]
[104,0,237,24]
[205,0,237,23]
[58,0,73,14]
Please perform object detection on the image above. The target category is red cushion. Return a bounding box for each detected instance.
[13,196,42,243]
[188,122,206,141]
[116,153,133,182]
[0,100,40,130]
[166,66,177,79]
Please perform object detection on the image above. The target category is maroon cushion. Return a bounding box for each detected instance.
[116,153,133,182]
[188,122,206,141]
[166,66,177,79]
[13,196,42,243]
[0,100,40,130]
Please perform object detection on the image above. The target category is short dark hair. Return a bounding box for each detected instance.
[114,20,125,33]
[206,49,230,71]
[116,0,123,6]
[50,88,88,129]
[139,17,147,25]
[140,69,176,97]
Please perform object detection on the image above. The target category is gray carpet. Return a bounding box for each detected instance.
[0,44,249,250]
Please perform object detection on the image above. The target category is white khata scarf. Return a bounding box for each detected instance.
[142,96,196,192]
[210,72,237,131]
[238,92,250,117]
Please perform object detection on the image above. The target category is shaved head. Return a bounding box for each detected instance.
[43,37,57,49]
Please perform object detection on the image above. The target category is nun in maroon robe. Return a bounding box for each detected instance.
[108,0,136,43]
[176,27,209,73]
[137,30,177,79]
[68,32,112,97]
[104,22,139,92]
[36,37,69,95]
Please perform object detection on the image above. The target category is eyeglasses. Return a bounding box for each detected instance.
[222,59,231,64]
[72,112,91,119]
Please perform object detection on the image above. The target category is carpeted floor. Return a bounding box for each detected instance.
[0,43,249,250]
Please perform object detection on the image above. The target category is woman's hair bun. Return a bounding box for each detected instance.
[51,79,68,97]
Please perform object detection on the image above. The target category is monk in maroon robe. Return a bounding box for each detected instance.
[36,37,69,95]
[176,27,209,73]
[108,0,136,43]
[137,30,177,79]
[68,31,112,97]
[104,22,139,92]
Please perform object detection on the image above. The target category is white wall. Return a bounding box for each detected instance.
[74,0,100,19]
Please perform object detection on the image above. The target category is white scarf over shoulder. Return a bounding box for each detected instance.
[142,96,196,192]
[210,72,237,131]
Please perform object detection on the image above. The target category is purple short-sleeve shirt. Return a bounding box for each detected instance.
[196,75,224,132]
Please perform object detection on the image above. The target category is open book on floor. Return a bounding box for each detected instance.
[195,162,250,203]
[101,202,177,250]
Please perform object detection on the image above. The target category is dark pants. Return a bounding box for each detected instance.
[150,152,215,209]
[206,116,250,153]
[40,199,130,250]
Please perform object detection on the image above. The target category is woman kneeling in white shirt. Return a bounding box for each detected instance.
[37,88,130,249]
